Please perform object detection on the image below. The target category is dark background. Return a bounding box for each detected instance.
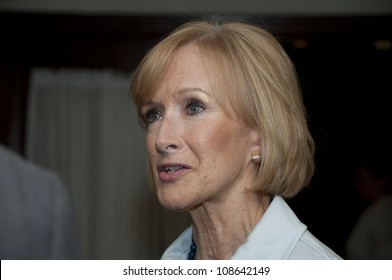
[1,13,391,258]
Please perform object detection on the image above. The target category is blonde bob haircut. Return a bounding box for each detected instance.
[130,19,315,199]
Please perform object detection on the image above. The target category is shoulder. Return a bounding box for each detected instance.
[289,230,343,260]
[0,144,64,192]
[354,195,392,228]
[232,196,342,259]
[266,197,342,259]
[0,144,70,214]
[369,195,392,213]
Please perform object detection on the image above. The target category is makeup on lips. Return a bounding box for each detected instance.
[157,163,190,181]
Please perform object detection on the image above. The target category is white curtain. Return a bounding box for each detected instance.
[25,68,189,259]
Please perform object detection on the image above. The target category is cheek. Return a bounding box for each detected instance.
[192,124,240,178]
[198,120,229,145]
[201,122,245,153]
[145,134,159,175]
[146,133,156,155]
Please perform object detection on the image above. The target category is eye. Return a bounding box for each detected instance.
[143,108,162,124]
[185,99,205,116]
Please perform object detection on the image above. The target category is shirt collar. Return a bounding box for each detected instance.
[231,196,307,259]
[161,196,307,260]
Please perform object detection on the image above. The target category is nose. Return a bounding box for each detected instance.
[155,115,182,154]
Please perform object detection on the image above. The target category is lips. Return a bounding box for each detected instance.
[157,163,190,181]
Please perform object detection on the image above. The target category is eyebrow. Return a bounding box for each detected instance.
[142,87,211,107]
[177,87,211,96]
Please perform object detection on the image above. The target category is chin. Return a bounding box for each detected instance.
[160,201,190,211]
[157,191,193,211]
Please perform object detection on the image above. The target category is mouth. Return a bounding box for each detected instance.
[157,163,190,182]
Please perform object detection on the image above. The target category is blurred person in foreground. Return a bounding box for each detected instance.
[346,152,392,259]
[0,144,80,259]
[130,18,342,260]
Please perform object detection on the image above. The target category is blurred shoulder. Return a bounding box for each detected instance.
[0,144,64,193]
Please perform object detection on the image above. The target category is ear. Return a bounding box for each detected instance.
[249,127,261,154]
[248,127,262,165]
[250,128,261,150]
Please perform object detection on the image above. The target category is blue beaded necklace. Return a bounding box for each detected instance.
[187,238,197,260]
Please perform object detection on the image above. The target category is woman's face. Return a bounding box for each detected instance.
[141,44,259,211]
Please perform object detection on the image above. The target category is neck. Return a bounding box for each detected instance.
[189,192,270,260]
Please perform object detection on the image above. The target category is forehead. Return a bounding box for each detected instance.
[138,42,240,121]
[155,44,212,96]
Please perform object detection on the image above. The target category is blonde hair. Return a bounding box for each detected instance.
[130,19,315,198]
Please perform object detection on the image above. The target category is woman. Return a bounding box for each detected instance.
[130,19,341,260]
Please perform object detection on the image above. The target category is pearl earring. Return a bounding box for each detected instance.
[251,151,261,164]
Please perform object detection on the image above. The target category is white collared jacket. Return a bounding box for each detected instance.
[161,196,342,260]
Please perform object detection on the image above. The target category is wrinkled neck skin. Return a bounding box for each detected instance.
[189,191,271,260]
